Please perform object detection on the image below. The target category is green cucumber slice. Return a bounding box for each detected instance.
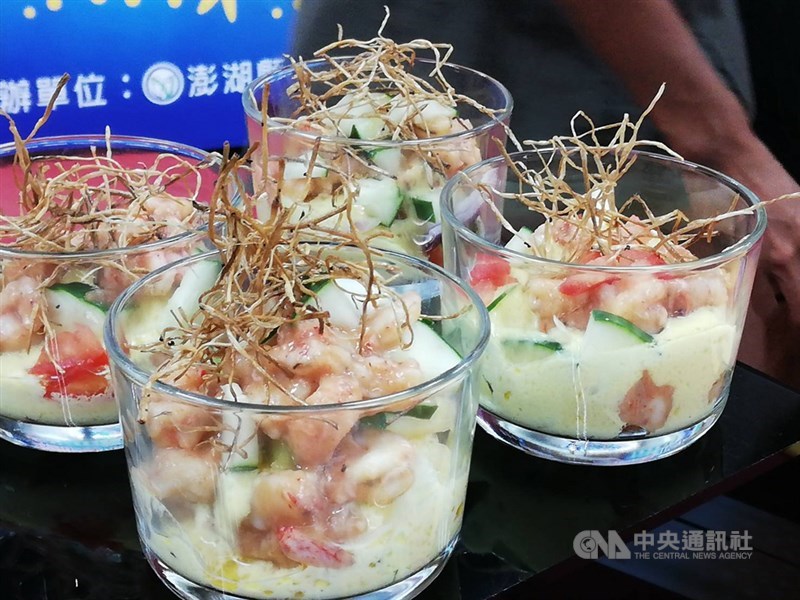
[393,320,461,381]
[344,117,387,140]
[166,259,222,324]
[486,285,517,312]
[45,287,107,338]
[408,186,442,223]
[48,282,108,311]
[220,383,260,471]
[584,310,654,349]
[306,278,368,330]
[501,338,562,362]
[282,159,328,179]
[355,177,402,226]
[367,146,403,175]
[504,226,534,253]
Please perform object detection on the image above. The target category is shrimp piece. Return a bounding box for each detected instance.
[666,271,729,316]
[431,120,482,178]
[353,354,424,398]
[268,320,352,379]
[142,195,196,237]
[0,276,43,351]
[274,375,363,467]
[237,520,298,567]
[145,368,219,449]
[618,370,674,433]
[324,503,368,542]
[146,397,220,449]
[325,429,415,506]
[362,292,422,352]
[277,526,354,568]
[146,447,218,504]
[249,470,326,530]
[594,274,670,334]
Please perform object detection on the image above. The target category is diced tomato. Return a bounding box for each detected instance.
[30,325,109,398]
[469,253,512,291]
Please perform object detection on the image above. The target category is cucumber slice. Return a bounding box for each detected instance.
[165,259,222,325]
[367,147,403,175]
[486,284,517,312]
[307,278,368,330]
[282,159,328,179]
[584,310,654,350]
[355,177,402,226]
[393,321,461,381]
[505,226,534,253]
[220,383,260,471]
[45,287,107,338]
[345,118,388,140]
[408,186,443,223]
[501,338,562,362]
[48,282,107,311]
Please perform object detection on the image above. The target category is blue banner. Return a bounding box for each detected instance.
[0,0,298,150]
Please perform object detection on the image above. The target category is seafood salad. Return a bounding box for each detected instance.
[0,97,213,429]
[245,20,511,263]
[448,106,761,442]
[110,154,484,598]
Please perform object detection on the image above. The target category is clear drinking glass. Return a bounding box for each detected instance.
[242,57,512,263]
[105,248,489,600]
[440,150,766,465]
[0,135,218,452]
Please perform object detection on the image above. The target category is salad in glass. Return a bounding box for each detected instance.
[0,106,218,451]
[242,28,512,264]
[105,152,489,599]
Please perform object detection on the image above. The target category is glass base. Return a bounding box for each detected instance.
[477,406,723,465]
[0,415,122,452]
[145,536,457,600]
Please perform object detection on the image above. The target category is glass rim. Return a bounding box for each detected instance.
[440,148,768,272]
[0,134,220,260]
[104,247,491,414]
[242,56,514,149]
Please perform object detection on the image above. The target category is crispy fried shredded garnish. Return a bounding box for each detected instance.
[146,144,416,405]
[478,85,783,263]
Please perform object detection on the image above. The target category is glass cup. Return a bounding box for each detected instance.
[242,57,512,263]
[440,149,766,465]
[0,135,219,452]
[105,247,489,600]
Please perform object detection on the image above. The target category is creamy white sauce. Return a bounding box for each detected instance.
[0,345,116,426]
[483,306,736,439]
[134,437,466,599]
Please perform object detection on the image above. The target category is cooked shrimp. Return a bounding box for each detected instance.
[618,370,674,433]
[237,520,298,567]
[0,275,43,351]
[362,292,422,352]
[277,526,354,568]
[249,470,326,529]
[430,120,482,178]
[325,429,415,506]
[275,375,363,467]
[146,447,219,504]
[268,320,352,379]
[145,368,220,449]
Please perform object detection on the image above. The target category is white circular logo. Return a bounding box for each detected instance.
[141,62,185,106]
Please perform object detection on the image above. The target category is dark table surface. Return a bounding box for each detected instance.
[1,363,799,600]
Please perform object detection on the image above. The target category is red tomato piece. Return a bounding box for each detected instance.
[469,253,512,291]
[30,324,109,398]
